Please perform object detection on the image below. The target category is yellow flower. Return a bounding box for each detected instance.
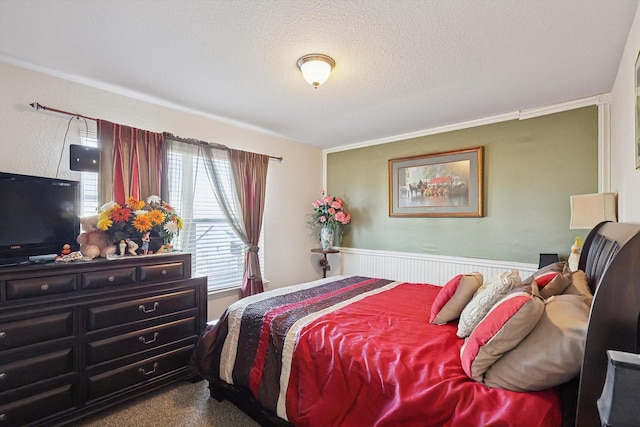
[126,197,145,211]
[148,209,166,225]
[132,214,153,233]
[175,216,184,230]
[97,216,113,231]
[100,203,119,218]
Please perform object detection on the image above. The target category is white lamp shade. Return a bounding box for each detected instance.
[297,54,335,87]
[300,60,332,86]
[569,193,617,229]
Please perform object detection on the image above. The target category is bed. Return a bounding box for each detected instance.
[190,221,640,427]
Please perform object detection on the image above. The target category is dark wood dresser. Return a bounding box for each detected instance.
[0,252,207,426]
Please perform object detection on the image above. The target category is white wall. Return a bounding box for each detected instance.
[0,61,324,319]
[611,4,640,223]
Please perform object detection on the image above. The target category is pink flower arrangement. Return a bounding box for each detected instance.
[309,190,351,235]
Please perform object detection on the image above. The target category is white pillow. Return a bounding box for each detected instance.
[457,270,521,338]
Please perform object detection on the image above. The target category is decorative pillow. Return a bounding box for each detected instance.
[457,270,522,338]
[429,272,483,325]
[460,288,545,382]
[483,294,589,391]
[563,269,594,307]
[522,262,572,299]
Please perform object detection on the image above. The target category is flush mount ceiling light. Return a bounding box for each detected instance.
[296,54,335,88]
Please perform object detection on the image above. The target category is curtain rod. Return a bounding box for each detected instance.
[163,132,283,162]
[30,102,97,121]
[30,102,283,162]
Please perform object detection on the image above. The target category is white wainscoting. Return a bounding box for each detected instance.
[337,247,539,286]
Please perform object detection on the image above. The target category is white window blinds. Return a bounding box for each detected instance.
[80,123,99,217]
[166,140,264,291]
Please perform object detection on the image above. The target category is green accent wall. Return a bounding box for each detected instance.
[327,106,598,264]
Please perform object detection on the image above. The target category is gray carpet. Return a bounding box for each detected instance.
[69,380,260,427]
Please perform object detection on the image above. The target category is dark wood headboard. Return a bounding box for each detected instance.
[576,221,640,427]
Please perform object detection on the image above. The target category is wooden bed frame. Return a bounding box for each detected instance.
[205,221,640,427]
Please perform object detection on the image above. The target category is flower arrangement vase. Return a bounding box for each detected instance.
[320,226,335,251]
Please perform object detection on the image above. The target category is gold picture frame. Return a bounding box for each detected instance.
[388,146,484,217]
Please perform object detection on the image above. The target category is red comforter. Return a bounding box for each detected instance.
[191,276,562,427]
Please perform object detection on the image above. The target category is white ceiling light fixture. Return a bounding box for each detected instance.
[297,54,335,89]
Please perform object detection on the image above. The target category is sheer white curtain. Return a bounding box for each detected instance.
[199,146,269,297]
[165,137,257,290]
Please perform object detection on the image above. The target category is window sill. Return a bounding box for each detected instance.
[207,280,270,299]
[207,285,241,298]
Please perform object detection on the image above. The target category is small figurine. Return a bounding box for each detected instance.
[126,238,139,256]
[155,242,172,254]
[141,232,151,255]
[60,243,72,256]
[119,239,127,256]
[568,236,583,272]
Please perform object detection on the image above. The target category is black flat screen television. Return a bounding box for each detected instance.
[0,172,80,265]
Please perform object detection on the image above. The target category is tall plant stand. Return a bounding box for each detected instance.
[311,248,340,278]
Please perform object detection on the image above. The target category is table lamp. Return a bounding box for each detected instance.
[568,193,617,270]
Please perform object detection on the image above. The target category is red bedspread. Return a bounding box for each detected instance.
[191,276,562,427]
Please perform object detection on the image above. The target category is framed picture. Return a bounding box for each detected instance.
[635,50,640,169]
[388,146,484,217]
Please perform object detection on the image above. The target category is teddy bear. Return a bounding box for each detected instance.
[76,215,116,260]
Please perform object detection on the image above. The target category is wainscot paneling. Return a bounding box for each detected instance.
[338,247,539,285]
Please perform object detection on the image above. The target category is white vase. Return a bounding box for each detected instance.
[320,226,335,250]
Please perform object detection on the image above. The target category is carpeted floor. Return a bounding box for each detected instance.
[69,380,260,427]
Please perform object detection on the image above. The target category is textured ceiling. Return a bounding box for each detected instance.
[0,0,637,149]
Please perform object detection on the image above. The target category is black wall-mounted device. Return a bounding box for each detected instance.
[70,144,99,172]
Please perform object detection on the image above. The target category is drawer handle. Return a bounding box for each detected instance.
[0,373,5,381]
[139,332,160,345]
[0,414,6,421]
[0,332,5,340]
[161,269,167,275]
[138,362,159,376]
[108,275,115,282]
[138,302,159,313]
[40,283,49,291]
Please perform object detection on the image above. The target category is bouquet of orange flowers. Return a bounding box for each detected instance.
[97,195,183,245]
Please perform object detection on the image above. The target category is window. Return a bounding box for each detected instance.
[79,129,262,292]
[166,142,264,291]
[80,123,99,216]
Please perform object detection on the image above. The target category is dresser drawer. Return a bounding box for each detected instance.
[81,267,137,290]
[86,289,196,331]
[87,346,192,401]
[139,262,184,283]
[86,317,198,366]
[6,274,77,300]
[0,348,74,392]
[0,312,74,351]
[0,384,74,427]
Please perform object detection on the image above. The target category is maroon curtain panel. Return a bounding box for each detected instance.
[98,120,167,205]
[229,149,269,298]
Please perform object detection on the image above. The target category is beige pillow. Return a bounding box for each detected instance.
[460,288,545,382]
[523,262,572,299]
[483,294,589,391]
[429,272,483,325]
[563,269,594,307]
[457,270,521,338]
